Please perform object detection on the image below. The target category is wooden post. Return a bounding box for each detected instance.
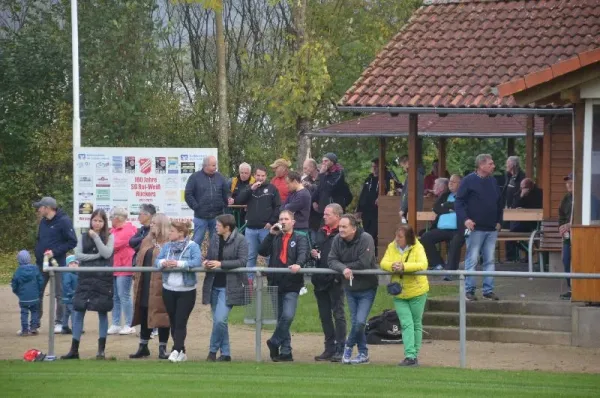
[507,138,516,157]
[574,103,585,225]
[525,115,535,178]
[378,137,386,196]
[438,138,447,177]
[542,116,552,219]
[536,137,543,186]
[408,114,418,230]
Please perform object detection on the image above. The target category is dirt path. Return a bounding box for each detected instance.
[2,284,599,373]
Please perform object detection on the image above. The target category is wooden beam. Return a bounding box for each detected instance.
[408,114,418,230]
[542,116,552,219]
[535,137,543,186]
[507,138,516,156]
[525,115,535,178]
[438,138,447,177]
[573,103,584,225]
[378,137,386,196]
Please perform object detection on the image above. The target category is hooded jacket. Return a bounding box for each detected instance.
[313,164,353,213]
[12,264,43,304]
[111,221,138,274]
[234,183,280,229]
[357,171,394,216]
[380,239,429,300]
[184,169,229,219]
[34,209,78,268]
[328,230,378,292]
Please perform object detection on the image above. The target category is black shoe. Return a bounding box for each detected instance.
[96,337,106,360]
[61,339,80,360]
[129,343,150,359]
[217,355,232,362]
[560,291,572,300]
[206,352,217,362]
[466,292,477,301]
[314,351,335,361]
[442,276,453,282]
[61,327,72,335]
[273,353,293,362]
[266,339,279,360]
[158,345,169,360]
[398,357,418,367]
[330,351,343,363]
[483,292,499,301]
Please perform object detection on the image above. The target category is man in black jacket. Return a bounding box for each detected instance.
[234,165,280,282]
[312,152,353,215]
[502,156,526,261]
[310,203,347,362]
[184,156,231,247]
[259,210,308,362]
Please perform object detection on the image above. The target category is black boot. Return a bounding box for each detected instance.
[158,345,169,360]
[129,343,150,359]
[61,339,80,360]
[96,337,106,360]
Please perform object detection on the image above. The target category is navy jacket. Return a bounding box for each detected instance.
[184,170,229,219]
[34,209,78,268]
[12,264,43,304]
[455,172,503,231]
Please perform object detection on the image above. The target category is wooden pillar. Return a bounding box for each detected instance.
[536,137,543,186]
[438,138,447,177]
[574,103,585,225]
[507,138,516,156]
[408,114,418,230]
[525,115,535,178]
[378,137,386,196]
[542,116,552,219]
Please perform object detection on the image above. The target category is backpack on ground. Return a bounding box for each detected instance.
[365,309,402,344]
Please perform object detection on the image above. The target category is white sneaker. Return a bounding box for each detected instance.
[107,325,121,335]
[176,352,187,362]
[119,326,136,335]
[168,350,180,362]
[54,324,63,333]
[151,328,158,339]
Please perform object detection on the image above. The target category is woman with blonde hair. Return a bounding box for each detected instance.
[130,213,172,359]
[380,224,429,367]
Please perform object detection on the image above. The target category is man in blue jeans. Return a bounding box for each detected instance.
[258,210,308,362]
[328,214,378,364]
[184,155,231,248]
[455,154,503,301]
[234,165,281,282]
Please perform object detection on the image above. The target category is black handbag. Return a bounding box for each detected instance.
[386,249,412,296]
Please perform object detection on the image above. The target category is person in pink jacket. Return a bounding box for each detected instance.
[107,207,138,335]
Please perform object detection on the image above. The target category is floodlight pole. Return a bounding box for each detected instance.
[71,0,81,148]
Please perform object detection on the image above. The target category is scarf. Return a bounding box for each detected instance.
[169,238,189,258]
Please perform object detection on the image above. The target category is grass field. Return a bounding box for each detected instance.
[228,284,458,333]
[1,361,598,397]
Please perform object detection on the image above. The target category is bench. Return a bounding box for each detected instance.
[528,220,563,273]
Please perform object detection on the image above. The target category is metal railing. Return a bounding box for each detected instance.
[43,266,600,367]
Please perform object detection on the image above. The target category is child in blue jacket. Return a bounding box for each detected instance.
[11,250,44,336]
[61,255,80,334]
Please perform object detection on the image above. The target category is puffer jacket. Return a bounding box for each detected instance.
[380,239,429,300]
[184,169,229,219]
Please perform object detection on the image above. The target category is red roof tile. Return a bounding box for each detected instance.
[340,0,600,109]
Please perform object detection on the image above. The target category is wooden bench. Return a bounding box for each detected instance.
[529,220,563,273]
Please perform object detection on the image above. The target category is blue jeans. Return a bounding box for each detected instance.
[112,276,133,326]
[193,217,216,247]
[73,310,108,340]
[245,228,270,281]
[270,291,299,355]
[345,288,376,355]
[62,303,74,329]
[563,240,571,288]
[20,302,40,332]
[465,230,498,295]
[210,287,232,356]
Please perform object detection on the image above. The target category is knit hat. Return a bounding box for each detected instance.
[323,152,338,164]
[66,255,78,266]
[17,250,31,265]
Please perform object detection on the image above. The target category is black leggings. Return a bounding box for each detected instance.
[139,306,170,343]
[162,288,196,352]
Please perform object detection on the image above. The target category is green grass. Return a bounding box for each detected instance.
[230,284,458,333]
[1,361,598,397]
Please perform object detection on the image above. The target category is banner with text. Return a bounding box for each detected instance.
[73,147,218,228]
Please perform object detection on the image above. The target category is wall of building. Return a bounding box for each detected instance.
[548,115,573,218]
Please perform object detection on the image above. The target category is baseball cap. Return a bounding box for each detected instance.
[33,197,57,209]
[563,173,573,181]
[270,158,292,169]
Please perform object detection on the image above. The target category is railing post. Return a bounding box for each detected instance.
[458,273,466,368]
[255,270,262,363]
[48,270,56,358]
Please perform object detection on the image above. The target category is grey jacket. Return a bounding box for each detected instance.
[400,165,425,215]
[201,229,249,306]
[328,230,378,292]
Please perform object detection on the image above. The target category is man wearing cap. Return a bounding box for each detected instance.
[558,173,573,300]
[270,158,291,203]
[33,196,78,332]
[312,153,353,217]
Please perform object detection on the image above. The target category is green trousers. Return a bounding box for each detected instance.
[393,293,428,359]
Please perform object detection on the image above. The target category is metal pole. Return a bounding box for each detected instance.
[71,0,81,147]
[458,273,466,368]
[254,271,262,363]
[48,270,56,357]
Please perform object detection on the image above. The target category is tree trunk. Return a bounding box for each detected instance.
[291,0,309,171]
[215,2,230,172]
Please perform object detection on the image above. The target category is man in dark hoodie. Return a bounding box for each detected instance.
[328,214,378,365]
[185,155,231,247]
[33,197,78,331]
[312,153,353,215]
[259,210,308,362]
[12,250,44,336]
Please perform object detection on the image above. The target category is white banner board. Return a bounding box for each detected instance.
[73,147,218,228]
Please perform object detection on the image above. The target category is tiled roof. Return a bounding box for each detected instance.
[340,0,600,109]
[312,114,544,137]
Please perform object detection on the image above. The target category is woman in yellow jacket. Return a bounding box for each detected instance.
[380,224,429,367]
